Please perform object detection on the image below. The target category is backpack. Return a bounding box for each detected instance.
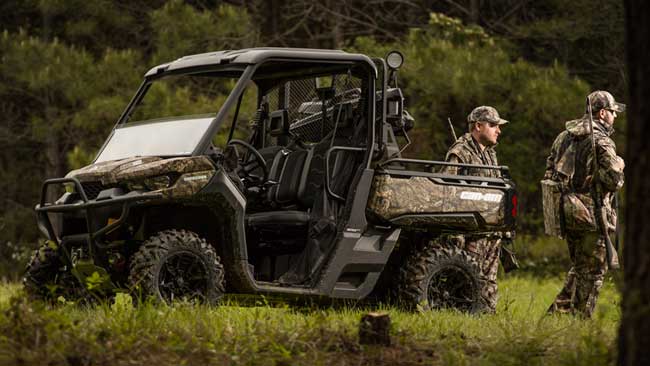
[541,132,596,237]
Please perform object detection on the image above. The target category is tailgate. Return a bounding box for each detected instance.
[367,159,517,233]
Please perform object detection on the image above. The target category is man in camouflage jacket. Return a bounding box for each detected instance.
[545,90,625,318]
[440,106,508,312]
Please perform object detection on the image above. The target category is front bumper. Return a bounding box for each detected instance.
[35,177,162,248]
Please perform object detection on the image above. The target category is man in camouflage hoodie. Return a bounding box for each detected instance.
[545,91,625,318]
[440,106,508,312]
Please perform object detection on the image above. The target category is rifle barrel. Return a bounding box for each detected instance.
[586,98,620,270]
[447,117,457,141]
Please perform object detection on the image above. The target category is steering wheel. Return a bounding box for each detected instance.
[226,139,269,187]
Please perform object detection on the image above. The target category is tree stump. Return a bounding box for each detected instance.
[359,312,391,346]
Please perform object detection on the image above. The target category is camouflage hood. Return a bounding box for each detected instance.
[66,156,215,185]
[565,115,614,138]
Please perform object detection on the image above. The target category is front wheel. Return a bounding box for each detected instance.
[396,242,487,313]
[129,230,225,304]
[23,243,84,302]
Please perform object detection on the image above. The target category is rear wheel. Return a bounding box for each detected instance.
[129,229,225,304]
[396,242,487,313]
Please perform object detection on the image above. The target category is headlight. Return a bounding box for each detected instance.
[144,175,171,191]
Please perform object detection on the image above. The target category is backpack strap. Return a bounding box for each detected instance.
[552,133,578,192]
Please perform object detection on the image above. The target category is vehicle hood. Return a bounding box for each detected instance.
[65,156,216,185]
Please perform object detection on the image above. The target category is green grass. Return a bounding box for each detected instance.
[0,275,619,366]
[512,235,571,276]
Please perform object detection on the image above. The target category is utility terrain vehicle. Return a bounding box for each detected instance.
[26,48,517,311]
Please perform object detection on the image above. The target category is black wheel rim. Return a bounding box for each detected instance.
[427,265,477,311]
[158,250,209,302]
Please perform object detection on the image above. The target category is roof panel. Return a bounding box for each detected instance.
[145,47,376,77]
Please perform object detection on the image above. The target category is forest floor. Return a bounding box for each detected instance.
[0,272,619,366]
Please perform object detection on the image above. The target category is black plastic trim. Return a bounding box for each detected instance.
[380,157,511,179]
[325,146,366,201]
[389,213,483,231]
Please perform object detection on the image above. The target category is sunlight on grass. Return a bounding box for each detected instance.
[0,275,619,365]
[0,281,20,307]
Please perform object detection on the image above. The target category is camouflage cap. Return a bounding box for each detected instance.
[587,90,625,113]
[467,106,508,125]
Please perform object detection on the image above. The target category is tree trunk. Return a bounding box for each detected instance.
[41,6,66,203]
[256,0,283,46]
[359,312,391,346]
[469,0,480,24]
[619,1,650,365]
[330,0,343,49]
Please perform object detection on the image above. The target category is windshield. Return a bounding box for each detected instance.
[95,116,213,163]
[95,71,245,163]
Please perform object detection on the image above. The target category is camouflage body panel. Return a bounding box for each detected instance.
[67,156,216,186]
[440,133,500,178]
[65,156,163,183]
[161,170,216,199]
[366,174,505,228]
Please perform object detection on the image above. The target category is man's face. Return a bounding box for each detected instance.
[475,121,501,146]
[599,108,618,126]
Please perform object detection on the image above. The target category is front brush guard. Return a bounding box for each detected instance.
[35,177,162,252]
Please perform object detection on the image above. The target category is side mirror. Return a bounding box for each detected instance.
[385,88,404,124]
[383,88,414,135]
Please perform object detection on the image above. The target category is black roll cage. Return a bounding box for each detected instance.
[96,57,380,169]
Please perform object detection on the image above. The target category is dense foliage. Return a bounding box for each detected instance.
[0,1,625,278]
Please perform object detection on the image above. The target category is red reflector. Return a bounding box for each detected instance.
[511,195,518,217]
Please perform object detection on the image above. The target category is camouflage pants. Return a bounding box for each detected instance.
[463,235,501,312]
[548,230,607,318]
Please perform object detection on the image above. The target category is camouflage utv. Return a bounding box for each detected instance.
[25,48,517,312]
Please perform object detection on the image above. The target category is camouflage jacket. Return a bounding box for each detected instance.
[440,133,501,178]
[544,116,625,230]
